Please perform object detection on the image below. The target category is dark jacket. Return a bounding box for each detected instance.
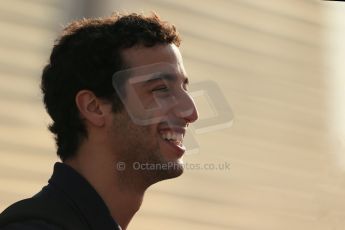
[0,163,121,230]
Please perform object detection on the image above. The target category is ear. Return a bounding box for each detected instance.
[75,90,110,127]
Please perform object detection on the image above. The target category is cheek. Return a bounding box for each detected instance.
[127,122,157,141]
[111,106,160,141]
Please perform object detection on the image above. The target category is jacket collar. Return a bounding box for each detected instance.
[48,162,121,230]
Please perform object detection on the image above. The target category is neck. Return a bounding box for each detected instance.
[65,148,146,230]
[104,186,145,229]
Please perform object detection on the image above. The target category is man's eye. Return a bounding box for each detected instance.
[152,86,169,92]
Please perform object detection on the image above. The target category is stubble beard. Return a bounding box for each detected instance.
[113,112,184,190]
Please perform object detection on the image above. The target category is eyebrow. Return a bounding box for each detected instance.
[143,73,189,86]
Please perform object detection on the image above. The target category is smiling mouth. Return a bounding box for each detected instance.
[160,131,184,147]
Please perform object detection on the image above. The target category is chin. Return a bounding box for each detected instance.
[147,158,184,187]
[150,168,184,187]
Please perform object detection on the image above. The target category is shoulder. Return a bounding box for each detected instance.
[1,220,63,230]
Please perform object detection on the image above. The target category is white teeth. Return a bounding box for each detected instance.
[173,133,183,142]
[171,132,176,140]
[160,131,184,145]
[167,132,172,140]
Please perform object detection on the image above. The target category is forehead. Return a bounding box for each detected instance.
[121,44,185,73]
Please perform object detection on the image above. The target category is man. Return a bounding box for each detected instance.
[0,12,198,230]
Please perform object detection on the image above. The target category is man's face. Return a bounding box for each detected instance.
[109,44,198,187]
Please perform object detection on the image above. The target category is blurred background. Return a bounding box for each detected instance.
[1,0,345,229]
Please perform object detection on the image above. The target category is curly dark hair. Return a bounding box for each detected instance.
[41,12,181,161]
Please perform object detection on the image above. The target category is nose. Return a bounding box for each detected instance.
[173,91,198,124]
